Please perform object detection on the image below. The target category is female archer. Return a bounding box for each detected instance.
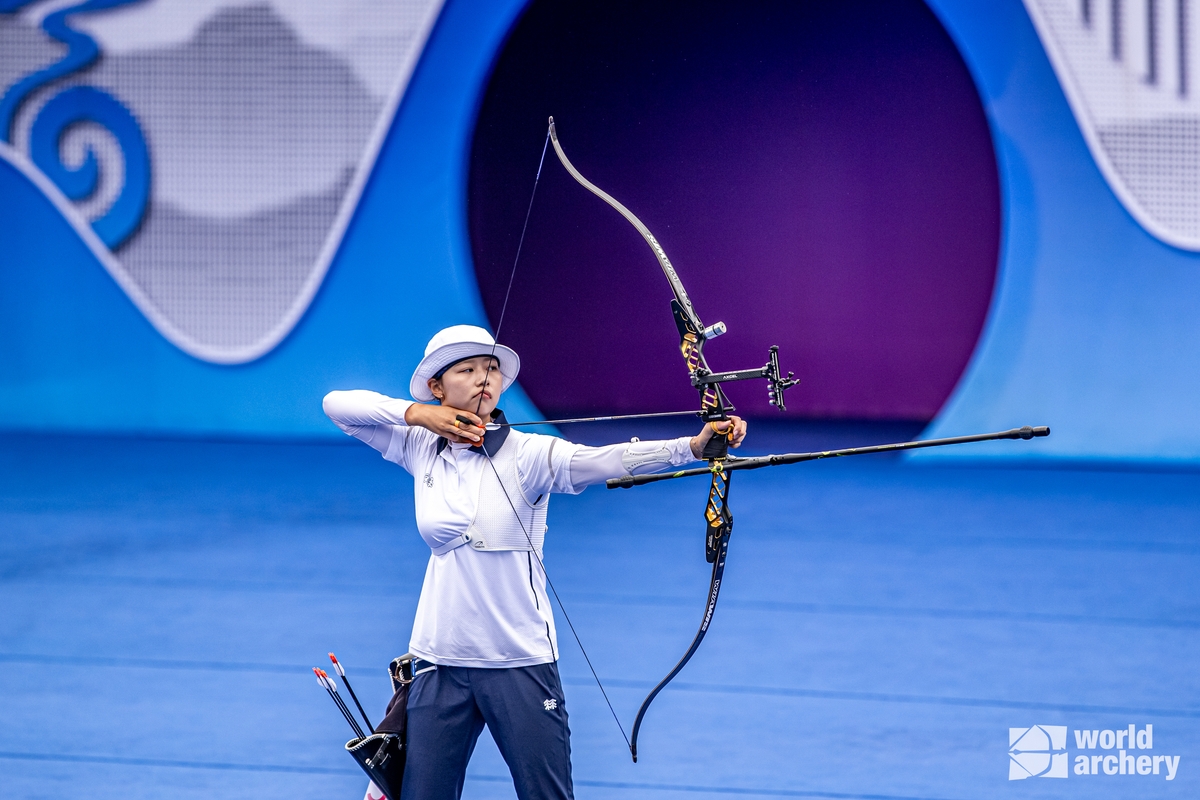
[322,323,746,800]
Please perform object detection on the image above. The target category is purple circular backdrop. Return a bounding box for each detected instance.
[468,0,1000,421]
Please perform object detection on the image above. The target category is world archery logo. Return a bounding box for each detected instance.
[1009,725,1068,780]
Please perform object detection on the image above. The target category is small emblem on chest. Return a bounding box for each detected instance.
[544,698,558,711]
[423,473,434,487]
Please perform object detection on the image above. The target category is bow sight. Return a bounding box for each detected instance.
[671,300,799,421]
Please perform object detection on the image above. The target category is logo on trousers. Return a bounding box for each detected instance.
[1010,725,1068,780]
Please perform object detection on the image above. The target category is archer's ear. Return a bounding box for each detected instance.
[427,377,444,401]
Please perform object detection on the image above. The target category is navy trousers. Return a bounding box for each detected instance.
[399,661,574,800]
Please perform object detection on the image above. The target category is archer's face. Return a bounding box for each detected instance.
[428,356,502,418]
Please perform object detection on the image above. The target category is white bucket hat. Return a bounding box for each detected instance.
[409,325,520,403]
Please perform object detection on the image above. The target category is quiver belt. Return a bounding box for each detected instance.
[344,655,415,800]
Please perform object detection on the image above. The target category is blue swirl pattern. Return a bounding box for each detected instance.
[0,0,151,248]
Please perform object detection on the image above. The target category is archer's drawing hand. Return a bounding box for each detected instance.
[405,403,485,445]
[690,415,747,459]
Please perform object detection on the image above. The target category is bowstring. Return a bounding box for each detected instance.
[470,125,632,750]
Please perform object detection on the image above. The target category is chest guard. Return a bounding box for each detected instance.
[430,433,549,556]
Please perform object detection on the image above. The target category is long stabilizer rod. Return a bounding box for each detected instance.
[607,426,1050,489]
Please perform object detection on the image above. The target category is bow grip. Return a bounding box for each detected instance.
[700,427,730,460]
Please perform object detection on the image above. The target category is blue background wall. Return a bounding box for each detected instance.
[0,0,540,437]
[2,0,1199,460]
[921,0,1200,463]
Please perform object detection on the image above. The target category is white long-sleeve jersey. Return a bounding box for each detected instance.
[323,390,697,668]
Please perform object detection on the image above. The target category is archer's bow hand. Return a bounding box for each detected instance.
[404,403,484,445]
[690,415,747,459]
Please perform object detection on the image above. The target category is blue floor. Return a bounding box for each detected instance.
[1,425,1197,799]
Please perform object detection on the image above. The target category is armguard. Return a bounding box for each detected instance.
[621,440,678,474]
